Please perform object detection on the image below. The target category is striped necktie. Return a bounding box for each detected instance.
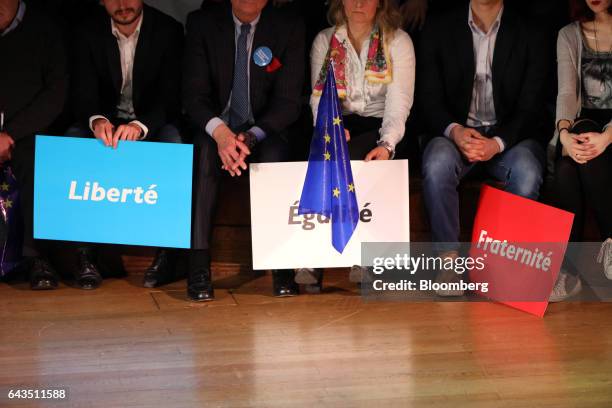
[229,23,251,130]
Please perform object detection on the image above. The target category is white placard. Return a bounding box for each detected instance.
[249,160,410,269]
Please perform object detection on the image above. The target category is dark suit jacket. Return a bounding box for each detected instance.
[0,5,67,142]
[72,5,184,135]
[183,3,305,142]
[417,5,551,148]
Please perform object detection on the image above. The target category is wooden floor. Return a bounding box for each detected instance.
[1,265,612,408]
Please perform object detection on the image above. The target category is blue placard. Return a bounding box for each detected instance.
[34,136,193,248]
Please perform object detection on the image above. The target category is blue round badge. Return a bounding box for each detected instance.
[253,46,273,67]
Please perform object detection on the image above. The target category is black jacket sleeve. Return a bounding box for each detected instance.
[417,20,458,137]
[496,25,550,148]
[6,20,67,141]
[71,26,105,125]
[137,21,184,135]
[182,11,218,133]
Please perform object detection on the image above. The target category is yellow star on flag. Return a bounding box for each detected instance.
[332,187,341,198]
[333,117,342,126]
[324,151,331,161]
[348,183,355,192]
[0,182,9,191]
[324,134,331,143]
[4,199,12,209]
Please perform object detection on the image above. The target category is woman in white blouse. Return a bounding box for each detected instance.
[310,0,415,161]
[296,0,415,291]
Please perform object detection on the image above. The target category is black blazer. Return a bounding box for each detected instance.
[0,6,67,142]
[417,5,551,148]
[72,5,184,134]
[183,3,305,142]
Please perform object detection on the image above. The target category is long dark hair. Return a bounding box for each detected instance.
[569,0,612,22]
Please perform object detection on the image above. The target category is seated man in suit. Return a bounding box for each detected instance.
[418,0,550,296]
[0,0,67,290]
[183,0,305,301]
[68,0,184,290]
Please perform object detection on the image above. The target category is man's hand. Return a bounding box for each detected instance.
[111,123,143,149]
[0,132,15,163]
[212,124,250,177]
[451,125,486,162]
[92,118,114,147]
[345,129,351,142]
[364,146,390,161]
[470,133,501,162]
[451,126,499,162]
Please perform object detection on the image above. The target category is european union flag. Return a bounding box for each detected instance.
[298,64,359,253]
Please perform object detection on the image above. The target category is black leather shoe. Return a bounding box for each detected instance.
[273,269,299,297]
[143,249,174,288]
[187,267,215,302]
[75,248,102,290]
[29,258,59,291]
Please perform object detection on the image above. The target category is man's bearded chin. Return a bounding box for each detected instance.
[112,8,142,25]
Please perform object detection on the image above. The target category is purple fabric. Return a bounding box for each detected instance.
[0,166,22,278]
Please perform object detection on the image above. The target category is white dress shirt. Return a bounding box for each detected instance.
[89,15,149,138]
[310,25,416,149]
[445,4,505,152]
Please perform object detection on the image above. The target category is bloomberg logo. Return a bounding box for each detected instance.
[68,181,159,205]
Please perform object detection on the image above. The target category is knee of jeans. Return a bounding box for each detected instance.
[422,138,459,185]
[508,154,544,199]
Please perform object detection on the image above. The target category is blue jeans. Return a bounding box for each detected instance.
[422,136,545,253]
[65,122,182,144]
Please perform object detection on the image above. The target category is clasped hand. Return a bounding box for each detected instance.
[560,130,611,164]
[451,126,500,162]
[213,124,251,177]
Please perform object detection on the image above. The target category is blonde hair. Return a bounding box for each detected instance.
[327,0,402,38]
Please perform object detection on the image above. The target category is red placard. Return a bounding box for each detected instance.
[469,186,574,317]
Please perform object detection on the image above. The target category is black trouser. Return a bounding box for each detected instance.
[553,114,612,242]
[191,130,290,250]
[343,115,383,160]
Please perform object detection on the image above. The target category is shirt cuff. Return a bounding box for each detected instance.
[493,136,505,153]
[130,120,149,140]
[379,133,399,151]
[205,117,225,138]
[248,126,266,142]
[89,115,109,132]
[444,123,461,139]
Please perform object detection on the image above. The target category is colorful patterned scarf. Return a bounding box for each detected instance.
[313,25,392,99]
